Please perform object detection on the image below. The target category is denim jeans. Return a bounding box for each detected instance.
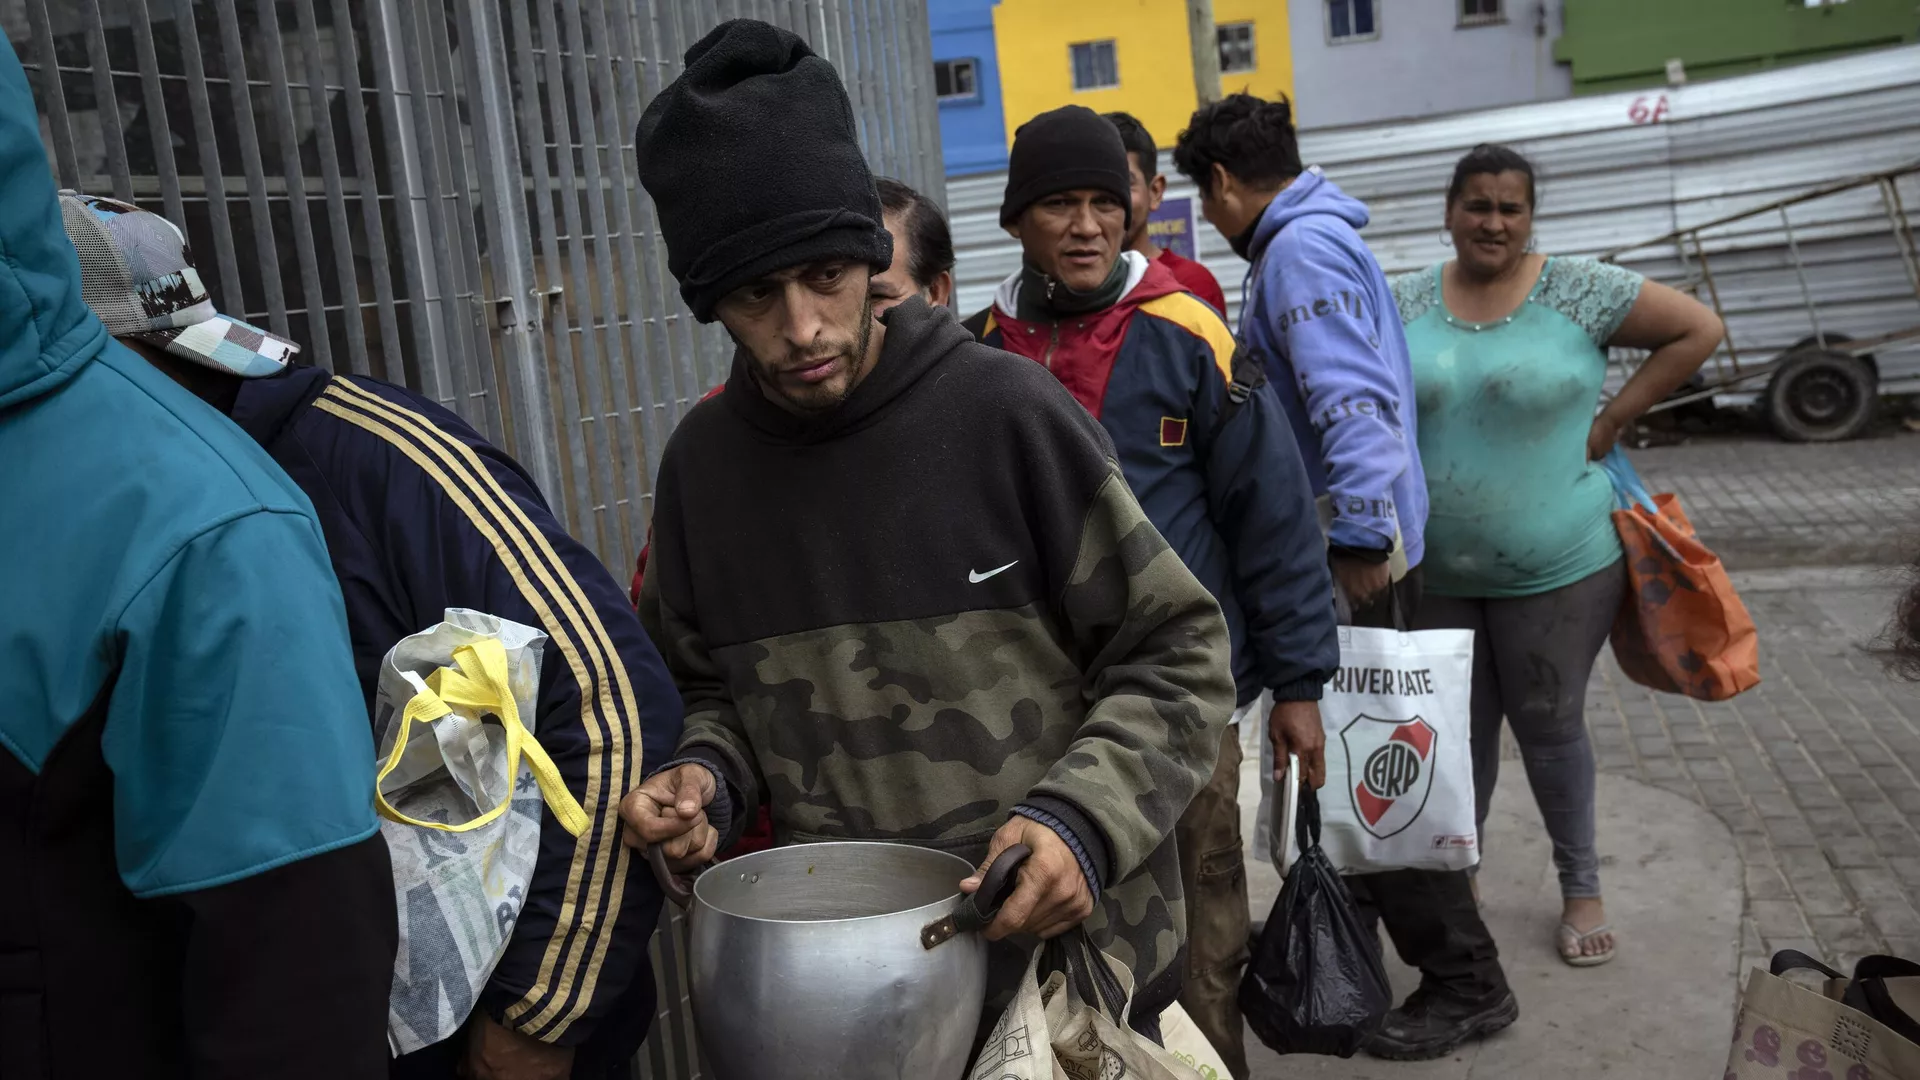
[1414,559,1627,899]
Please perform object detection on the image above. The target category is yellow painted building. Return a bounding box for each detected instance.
[991,0,1294,151]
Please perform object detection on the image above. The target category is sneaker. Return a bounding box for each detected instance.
[1362,987,1519,1061]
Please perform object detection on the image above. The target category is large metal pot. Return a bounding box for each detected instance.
[650,841,1025,1080]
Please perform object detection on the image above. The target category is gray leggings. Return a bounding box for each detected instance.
[1414,560,1626,900]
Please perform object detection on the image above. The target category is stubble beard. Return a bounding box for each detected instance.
[747,294,876,415]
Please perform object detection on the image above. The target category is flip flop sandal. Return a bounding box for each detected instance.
[1558,922,1616,967]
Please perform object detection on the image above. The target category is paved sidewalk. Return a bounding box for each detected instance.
[1226,433,1920,1076]
[1610,434,1920,980]
[1232,569,1916,1077]
[1241,774,1742,1079]
[1628,431,1920,569]
[1588,564,1920,983]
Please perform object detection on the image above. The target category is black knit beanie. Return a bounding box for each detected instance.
[635,20,891,323]
[1000,105,1133,229]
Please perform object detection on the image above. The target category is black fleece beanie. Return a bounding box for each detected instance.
[1000,105,1133,230]
[635,20,891,323]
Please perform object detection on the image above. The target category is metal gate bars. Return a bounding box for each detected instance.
[17,0,943,576]
[16,3,943,1077]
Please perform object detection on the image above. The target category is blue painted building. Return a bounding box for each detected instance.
[930,0,1009,175]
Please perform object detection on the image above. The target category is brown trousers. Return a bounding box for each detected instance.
[1174,723,1251,1080]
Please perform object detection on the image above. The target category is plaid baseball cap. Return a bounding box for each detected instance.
[58,191,298,378]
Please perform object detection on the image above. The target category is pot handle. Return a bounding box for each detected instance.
[647,844,699,909]
[919,844,1031,951]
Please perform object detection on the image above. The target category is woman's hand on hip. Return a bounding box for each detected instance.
[1587,412,1624,460]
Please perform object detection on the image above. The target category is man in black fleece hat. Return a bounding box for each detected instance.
[635,20,892,329]
[619,18,1235,1049]
[966,103,1340,1080]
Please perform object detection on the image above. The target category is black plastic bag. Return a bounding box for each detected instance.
[1237,784,1392,1057]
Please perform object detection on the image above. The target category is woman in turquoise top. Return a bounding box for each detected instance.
[1393,145,1722,968]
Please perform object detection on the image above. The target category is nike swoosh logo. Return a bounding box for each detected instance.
[968,561,1018,584]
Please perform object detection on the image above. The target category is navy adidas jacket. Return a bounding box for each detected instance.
[967,253,1338,706]
[227,365,683,1065]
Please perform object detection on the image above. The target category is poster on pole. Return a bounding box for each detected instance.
[1148,196,1198,260]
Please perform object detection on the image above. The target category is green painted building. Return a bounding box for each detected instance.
[1556,0,1919,95]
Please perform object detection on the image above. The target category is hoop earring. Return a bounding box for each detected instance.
[1439,231,1453,248]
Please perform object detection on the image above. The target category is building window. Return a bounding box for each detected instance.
[934,58,978,101]
[1459,0,1503,25]
[1217,22,1256,73]
[1070,40,1119,91]
[1327,0,1378,42]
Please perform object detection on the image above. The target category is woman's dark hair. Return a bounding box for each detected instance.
[875,177,955,289]
[1104,111,1157,178]
[1171,94,1301,197]
[1873,559,1920,681]
[1446,143,1538,208]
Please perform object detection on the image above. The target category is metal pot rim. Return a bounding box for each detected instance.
[690,840,977,927]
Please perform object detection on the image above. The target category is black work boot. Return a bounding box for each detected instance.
[1362,987,1519,1061]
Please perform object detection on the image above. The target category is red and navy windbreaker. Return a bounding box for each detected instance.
[226,365,684,1065]
[967,255,1337,705]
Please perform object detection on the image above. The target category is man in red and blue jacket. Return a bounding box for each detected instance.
[962,104,1338,1080]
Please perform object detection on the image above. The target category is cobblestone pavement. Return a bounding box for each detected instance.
[1595,429,1920,980]
[1588,564,1920,983]
[1629,429,1920,569]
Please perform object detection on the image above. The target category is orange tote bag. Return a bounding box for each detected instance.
[1599,449,1760,701]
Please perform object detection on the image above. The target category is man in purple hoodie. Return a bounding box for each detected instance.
[1176,95,1518,1061]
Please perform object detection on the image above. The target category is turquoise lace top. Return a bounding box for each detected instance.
[1392,256,1645,598]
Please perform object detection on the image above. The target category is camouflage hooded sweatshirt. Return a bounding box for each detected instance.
[638,296,1235,1017]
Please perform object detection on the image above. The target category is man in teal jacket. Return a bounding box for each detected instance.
[0,31,395,1080]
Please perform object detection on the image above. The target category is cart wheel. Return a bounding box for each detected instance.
[1766,349,1877,442]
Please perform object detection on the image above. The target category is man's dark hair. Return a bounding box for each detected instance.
[1172,94,1301,197]
[1104,111,1156,179]
[875,177,955,290]
[1446,143,1538,209]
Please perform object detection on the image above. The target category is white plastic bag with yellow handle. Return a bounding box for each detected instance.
[373,609,588,1055]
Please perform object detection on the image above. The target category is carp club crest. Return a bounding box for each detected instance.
[1339,713,1437,839]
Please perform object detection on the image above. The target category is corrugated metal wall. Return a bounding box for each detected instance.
[18,0,944,579]
[13,4,941,1079]
[951,44,1920,380]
